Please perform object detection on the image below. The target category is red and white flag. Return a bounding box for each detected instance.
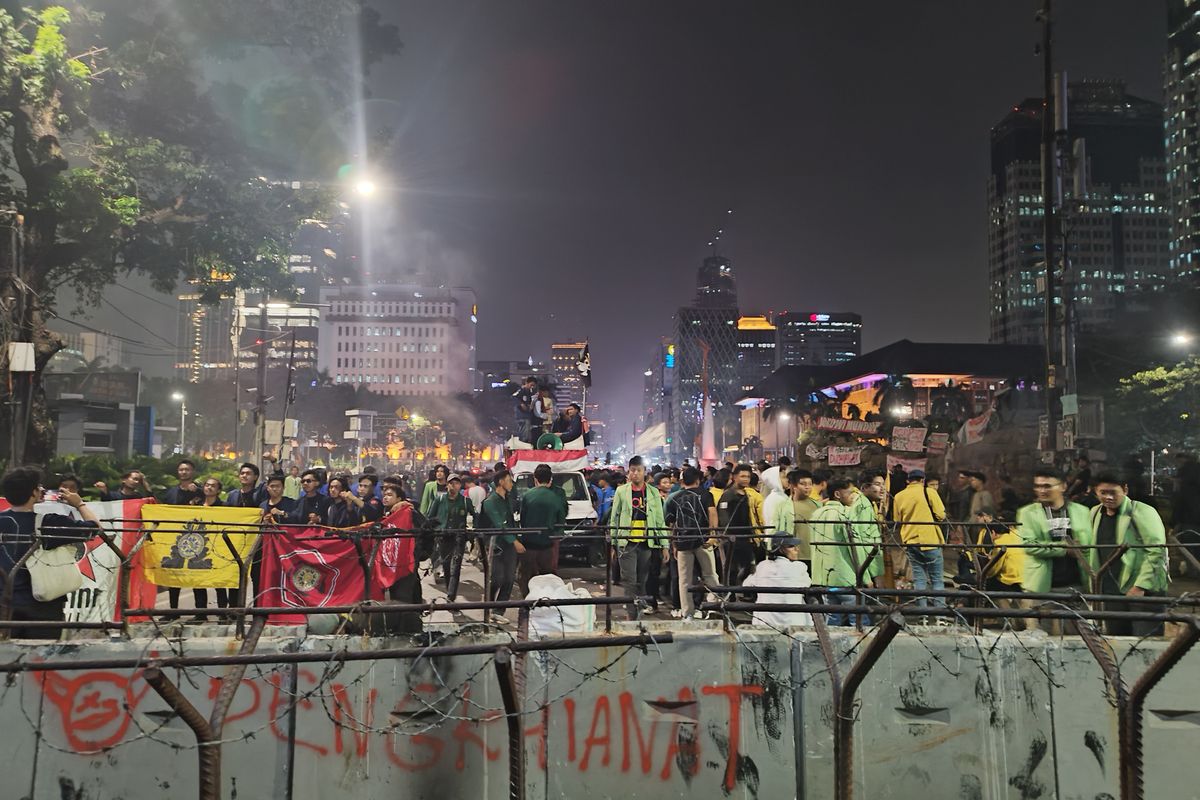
[0,497,157,622]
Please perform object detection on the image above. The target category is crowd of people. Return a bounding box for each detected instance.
[0,449,1178,637]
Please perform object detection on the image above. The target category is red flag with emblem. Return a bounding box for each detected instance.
[258,527,370,624]
[372,503,416,591]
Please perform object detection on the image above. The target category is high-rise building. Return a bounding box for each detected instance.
[317,283,477,397]
[674,256,740,453]
[550,341,587,408]
[233,293,321,374]
[694,255,737,307]
[175,288,239,383]
[774,312,862,366]
[988,80,1168,344]
[736,316,777,393]
[1167,0,1200,278]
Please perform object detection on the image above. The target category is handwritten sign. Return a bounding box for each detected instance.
[828,446,864,466]
[815,417,880,435]
[890,427,927,453]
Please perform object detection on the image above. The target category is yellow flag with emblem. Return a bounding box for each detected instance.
[141,505,261,588]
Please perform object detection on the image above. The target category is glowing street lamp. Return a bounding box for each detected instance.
[1173,332,1193,348]
[353,178,377,198]
[171,392,187,454]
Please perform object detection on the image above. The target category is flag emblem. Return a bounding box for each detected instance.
[290,564,323,593]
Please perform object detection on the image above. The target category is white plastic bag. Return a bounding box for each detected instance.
[525,574,595,637]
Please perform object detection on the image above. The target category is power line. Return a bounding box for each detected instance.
[113,281,177,311]
[99,297,177,349]
[51,314,174,353]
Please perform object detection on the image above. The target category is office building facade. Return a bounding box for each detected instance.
[550,341,587,408]
[736,316,777,393]
[673,256,740,453]
[774,312,862,366]
[988,80,1168,344]
[318,283,477,397]
[1167,0,1200,277]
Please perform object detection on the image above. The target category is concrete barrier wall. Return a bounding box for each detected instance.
[3,625,1198,799]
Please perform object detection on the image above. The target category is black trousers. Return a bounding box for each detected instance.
[167,588,230,613]
[490,543,518,603]
[14,600,67,640]
[1104,590,1165,637]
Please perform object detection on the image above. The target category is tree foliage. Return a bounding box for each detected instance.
[0,1,400,462]
[1111,356,1200,454]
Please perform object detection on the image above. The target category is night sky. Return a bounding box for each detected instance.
[82,1,1166,438]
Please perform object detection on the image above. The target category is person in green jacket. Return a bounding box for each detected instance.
[517,464,566,597]
[419,465,449,517]
[1015,468,1096,634]
[479,468,518,616]
[608,456,667,618]
[811,478,883,626]
[773,469,822,573]
[426,474,473,601]
[1091,471,1169,636]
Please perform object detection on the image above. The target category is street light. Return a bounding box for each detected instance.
[171,392,187,454]
[1173,332,1193,348]
[353,178,377,197]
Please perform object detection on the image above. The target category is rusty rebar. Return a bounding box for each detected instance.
[495,647,525,800]
[835,612,905,800]
[0,632,674,673]
[1121,618,1200,800]
[141,615,267,800]
[699,601,1194,625]
[143,667,220,800]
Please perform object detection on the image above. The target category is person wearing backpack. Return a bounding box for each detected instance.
[665,467,720,619]
[1090,472,1169,637]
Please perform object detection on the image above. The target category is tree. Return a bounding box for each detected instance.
[1110,356,1200,456]
[0,2,400,464]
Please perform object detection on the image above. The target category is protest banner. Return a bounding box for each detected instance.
[141,505,260,588]
[886,454,928,475]
[815,417,881,435]
[828,446,864,466]
[890,426,927,453]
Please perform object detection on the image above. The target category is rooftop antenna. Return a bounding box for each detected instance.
[707,209,733,256]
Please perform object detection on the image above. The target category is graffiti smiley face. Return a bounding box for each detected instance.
[38,671,150,752]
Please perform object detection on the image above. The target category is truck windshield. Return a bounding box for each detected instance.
[514,473,590,502]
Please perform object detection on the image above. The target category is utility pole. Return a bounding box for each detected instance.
[1039,0,1058,450]
[253,302,268,470]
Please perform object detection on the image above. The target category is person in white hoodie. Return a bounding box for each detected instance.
[759,464,790,539]
[743,531,812,628]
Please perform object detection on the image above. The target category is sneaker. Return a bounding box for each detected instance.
[670,609,684,619]
[934,617,953,627]
[489,614,508,625]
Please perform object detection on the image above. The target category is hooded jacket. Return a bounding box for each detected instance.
[743,558,812,628]
[1016,500,1096,593]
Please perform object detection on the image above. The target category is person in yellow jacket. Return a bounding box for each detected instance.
[891,469,947,612]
